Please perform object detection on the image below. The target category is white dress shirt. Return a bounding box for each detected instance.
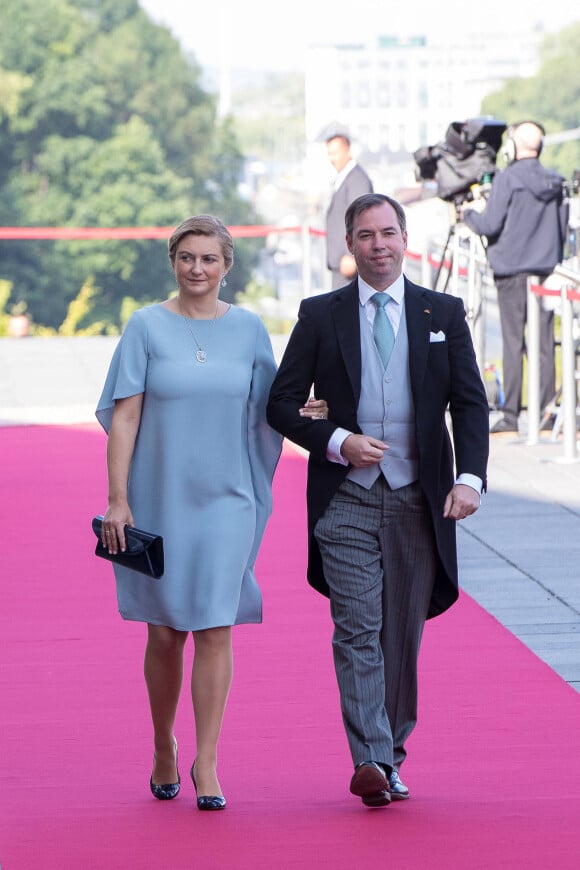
[325,275,482,496]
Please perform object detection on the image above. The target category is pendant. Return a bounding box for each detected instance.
[196,349,207,363]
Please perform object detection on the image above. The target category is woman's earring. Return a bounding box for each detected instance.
[221,276,227,288]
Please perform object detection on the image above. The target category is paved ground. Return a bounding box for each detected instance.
[2,335,579,691]
[459,426,580,691]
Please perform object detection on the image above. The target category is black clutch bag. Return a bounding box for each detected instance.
[92,515,164,579]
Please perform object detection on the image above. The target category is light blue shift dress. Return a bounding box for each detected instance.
[96,303,282,631]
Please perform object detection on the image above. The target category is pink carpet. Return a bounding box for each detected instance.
[1,425,579,869]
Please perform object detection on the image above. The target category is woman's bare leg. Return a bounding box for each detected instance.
[191,626,233,796]
[145,624,188,784]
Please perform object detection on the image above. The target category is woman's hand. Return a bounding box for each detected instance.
[103,394,143,553]
[299,396,329,420]
[101,502,134,554]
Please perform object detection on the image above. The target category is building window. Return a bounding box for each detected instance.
[377,81,391,107]
[358,82,371,107]
[358,126,370,146]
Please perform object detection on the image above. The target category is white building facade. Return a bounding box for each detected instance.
[305,29,542,178]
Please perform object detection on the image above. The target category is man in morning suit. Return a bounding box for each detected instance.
[267,193,489,808]
[325,133,373,289]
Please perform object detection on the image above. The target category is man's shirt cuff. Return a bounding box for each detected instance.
[456,473,482,495]
[327,427,352,465]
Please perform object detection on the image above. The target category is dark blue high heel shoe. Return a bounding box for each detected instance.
[150,740,180,801]
[190,760,226,811]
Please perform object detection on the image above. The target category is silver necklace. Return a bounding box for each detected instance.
[178,300,219,363]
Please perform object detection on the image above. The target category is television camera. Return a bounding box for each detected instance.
[414,118,507,333]
[414,117,507,207]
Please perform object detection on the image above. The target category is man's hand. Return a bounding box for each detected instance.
[341,434,388,467]
[443,483,480,520]
[339,253,357,279]
[460,198,486,219]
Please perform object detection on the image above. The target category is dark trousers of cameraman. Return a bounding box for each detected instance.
[495,273,556,427]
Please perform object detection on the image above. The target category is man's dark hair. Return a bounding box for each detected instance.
[325,132,351,146]
[345,193,407,237]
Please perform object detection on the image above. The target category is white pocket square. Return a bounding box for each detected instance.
[429,330,446,342]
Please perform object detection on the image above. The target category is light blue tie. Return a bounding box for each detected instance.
[371,292,395,368]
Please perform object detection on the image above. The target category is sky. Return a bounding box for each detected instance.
[139,0,579,72]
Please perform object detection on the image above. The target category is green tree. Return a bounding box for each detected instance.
[0,0,258,330]
[481,22,580,180]
[231,71,306,166]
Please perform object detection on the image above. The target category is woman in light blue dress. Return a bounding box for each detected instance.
[96,216,288,810]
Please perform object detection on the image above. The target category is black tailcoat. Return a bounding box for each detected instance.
[267,278,489,618]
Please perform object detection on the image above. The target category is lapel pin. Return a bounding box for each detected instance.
[424,309,430,314]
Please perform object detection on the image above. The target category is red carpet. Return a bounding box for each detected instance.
[1,425,579,869]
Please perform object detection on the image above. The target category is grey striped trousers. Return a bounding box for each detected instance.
[314,475,436,770]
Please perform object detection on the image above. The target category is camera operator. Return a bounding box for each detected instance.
[461,121,568,435]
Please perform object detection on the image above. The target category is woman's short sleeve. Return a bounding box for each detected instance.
[95,311,148,434]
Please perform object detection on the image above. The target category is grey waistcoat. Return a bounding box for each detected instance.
[348,301,419,490]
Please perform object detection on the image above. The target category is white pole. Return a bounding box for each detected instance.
[526,278,541,445]
[560,284,578,461]
[301,225,312,297]
[470,236,486,369]
[421,240,432,289]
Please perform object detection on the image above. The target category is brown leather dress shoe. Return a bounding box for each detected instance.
[350,762,391,807]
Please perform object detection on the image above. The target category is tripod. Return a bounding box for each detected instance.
[433,203,490,369]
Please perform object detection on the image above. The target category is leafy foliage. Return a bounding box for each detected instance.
[0,0,257,330]
[231,71,306,165]
[481,23,580,181]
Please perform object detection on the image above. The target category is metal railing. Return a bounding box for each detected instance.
[5,222,580,459]
[527,267,580,459]
[417,225,580,459]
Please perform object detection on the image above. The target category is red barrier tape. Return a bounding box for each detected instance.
[6,226,579,306]
[529,282,580,303]
[427,252,466,275]
[0,224,305,240]
[3,227,574,296]
[0,223,423,263]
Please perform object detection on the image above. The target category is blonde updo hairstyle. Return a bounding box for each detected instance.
[168,215,234,270]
